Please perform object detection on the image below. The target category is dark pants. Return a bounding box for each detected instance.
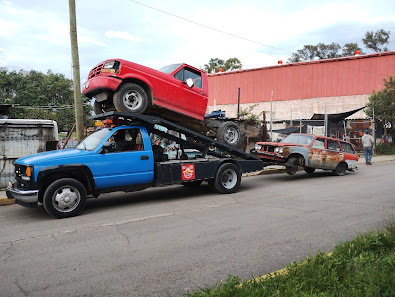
[364,147,373,163]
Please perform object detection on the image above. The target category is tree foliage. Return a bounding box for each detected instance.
[288,29,390,63]
[366,76,395,135]
[0,67,92,131]
[202,57,242,73]
[362,29,390,52]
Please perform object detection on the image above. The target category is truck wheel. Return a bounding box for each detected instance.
[43,178,87,219]
[213,163,241,194]
[285,157,298,175]
[216,121,242,147]
[333,162,347,176]
[114,83,149,114]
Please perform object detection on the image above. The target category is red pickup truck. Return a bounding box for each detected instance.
[82,59,243,147]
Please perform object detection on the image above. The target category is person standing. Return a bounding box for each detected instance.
[361,130,374,165]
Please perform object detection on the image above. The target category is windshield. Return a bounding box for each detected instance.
[158,64,181,74]
[75,128,111,150]
[280,134,315,146]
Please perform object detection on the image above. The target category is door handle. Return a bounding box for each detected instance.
[141,155,149,160]
[198,91,205,96]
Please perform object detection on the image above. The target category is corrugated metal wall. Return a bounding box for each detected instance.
[0,120,58,188]
[208,52,395,105]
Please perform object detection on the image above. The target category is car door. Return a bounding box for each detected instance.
[92,128,153,189]
[308,137,326,168]
[325,139,344,169]
[340,140,358,168]
[165,66,207,120]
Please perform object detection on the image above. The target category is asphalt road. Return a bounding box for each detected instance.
[1,161,394,297]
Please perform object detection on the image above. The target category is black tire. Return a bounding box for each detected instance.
[216,121,242,147]
[285,157,299,175]
[304,166,315,174]
[93,100,114,115]
[213,163,241,194]
[182,180,203,187]
[333,162,347,176]
[43,178,87,219]
[113,83,149,114]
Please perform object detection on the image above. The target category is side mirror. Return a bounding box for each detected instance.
[185,78,194,88]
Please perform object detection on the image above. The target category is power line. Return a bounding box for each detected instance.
[128,0,294,55]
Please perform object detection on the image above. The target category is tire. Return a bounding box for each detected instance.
[93,100,114,115]
[216,121,242,147]
[113,83,149,114]
[43,178,87,219]
[213,163,241,194]
[285,157,299,175]
[304,166,315,174]
[182,180,203,187]
[333,162,347,176]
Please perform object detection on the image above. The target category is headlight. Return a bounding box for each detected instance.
[103,61,115,69]
[255,144,262,150]
[21,166,33,181]
[102,60,120,74]
[275,147,283,153]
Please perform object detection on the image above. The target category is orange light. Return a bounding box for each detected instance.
[26,166,32,177]
[95,120,104,126]
[102,119,114,125]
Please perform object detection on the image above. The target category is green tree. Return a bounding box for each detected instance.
[341,43,364,56]
[0,67,92,131]
[362,29,390,52]
[366,76,395,144]
[202,57,242,73]
[287,43,341,63]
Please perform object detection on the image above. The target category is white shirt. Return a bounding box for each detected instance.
[361,134,374,148]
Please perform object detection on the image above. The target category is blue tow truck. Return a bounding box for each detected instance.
[6,112,264,219]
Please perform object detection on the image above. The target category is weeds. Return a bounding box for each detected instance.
[184,226,395,297]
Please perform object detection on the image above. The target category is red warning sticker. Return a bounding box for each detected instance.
[181,164,195,181]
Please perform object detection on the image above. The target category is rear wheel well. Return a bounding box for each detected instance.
[38,171,91,203]
[119,78,153,105]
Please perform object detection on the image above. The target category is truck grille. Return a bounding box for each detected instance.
[15,164,26,178]
[88,62,104,79]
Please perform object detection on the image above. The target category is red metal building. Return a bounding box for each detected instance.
[207,51,395,120]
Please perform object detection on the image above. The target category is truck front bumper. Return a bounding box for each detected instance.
[6,184,39,207]
[82,76,122,98]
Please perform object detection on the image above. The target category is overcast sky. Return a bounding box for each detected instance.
[0,0,394,83]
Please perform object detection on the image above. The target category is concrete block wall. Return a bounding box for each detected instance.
[208,94,370,121]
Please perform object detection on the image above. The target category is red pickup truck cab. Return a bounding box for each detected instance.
[82,59,209,121]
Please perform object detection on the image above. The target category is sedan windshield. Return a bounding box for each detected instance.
[281,134,315,146]
[158,64,181,74]
[75,128,111,150]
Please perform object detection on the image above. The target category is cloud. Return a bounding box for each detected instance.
[79,36,106,47]
[105,30,142,42]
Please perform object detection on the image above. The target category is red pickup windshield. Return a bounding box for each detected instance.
[158,64,181,74]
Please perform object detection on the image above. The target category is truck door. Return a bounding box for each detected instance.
[165,67,207,120]
[93,128,154,189]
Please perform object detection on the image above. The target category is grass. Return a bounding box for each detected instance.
[183,225,395,297]
[376,144,395,155]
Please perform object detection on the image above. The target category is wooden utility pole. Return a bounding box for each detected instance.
[69,0,84,141]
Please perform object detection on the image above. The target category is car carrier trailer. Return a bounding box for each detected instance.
[7,112,264,218]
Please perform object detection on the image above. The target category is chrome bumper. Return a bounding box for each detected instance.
[6,185,39,203]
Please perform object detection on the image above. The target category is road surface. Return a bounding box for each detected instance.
[1,161,394,297]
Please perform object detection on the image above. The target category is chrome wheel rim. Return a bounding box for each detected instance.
[52,186,80,213]
[221,169,237,189]
[224,127,239,145]
[123,90,143,111]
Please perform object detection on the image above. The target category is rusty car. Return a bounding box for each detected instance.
[253,133,359,176]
